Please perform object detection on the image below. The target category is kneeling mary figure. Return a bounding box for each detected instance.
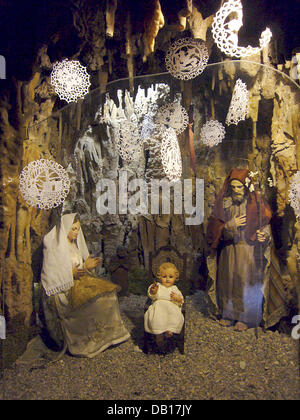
[41,213,130,358]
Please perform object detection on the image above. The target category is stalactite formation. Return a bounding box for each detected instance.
[143,0,165,60]
[178,0,193,18]
[105,0,118,38]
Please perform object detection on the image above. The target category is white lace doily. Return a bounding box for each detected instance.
[200,120,226,147]
[116,117,143,162]
[156,102,189,135]
[226,78,249,125]
[161,127,182,181]
[289,171,300,218]
[165,38,209,80]
[50,59,91,103]
[212,0,272,58]
[19,159,70,210]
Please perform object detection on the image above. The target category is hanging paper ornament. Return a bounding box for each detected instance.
[200,120,226,147]
[161,127,182,181]
[19,159,70,210]
[50,59,91,103]
[165,38,209,80]
[116,117,143,162]
[289,171,300,218]
[226,78,249,125]
[212,0,272,58]
[156,102,189,135]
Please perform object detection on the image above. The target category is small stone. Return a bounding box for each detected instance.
[240,361,246,369]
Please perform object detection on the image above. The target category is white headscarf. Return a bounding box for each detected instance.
[41,213,89,296]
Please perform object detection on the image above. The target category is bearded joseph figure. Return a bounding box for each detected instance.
[206,169,272,331]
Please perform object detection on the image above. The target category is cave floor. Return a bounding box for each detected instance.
[0,292,299,401]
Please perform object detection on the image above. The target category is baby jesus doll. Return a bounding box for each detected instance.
[144,262,184,349]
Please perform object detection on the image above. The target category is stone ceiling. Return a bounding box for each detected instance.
[0,0,299,85]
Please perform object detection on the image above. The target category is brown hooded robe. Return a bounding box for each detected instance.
[206,169,272,326]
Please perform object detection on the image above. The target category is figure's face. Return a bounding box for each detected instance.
[67,221,81,242]
[230,179,245,203]
[159,268,177,288]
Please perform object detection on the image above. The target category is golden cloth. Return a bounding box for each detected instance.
[71,275,117,310]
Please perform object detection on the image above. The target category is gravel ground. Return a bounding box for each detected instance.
[0,292,299,400]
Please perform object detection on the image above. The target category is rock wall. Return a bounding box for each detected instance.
[0,52,57,325]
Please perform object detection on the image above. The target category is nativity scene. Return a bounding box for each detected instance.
[0,0,299,401]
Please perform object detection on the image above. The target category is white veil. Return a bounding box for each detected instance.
[41,213,89,296]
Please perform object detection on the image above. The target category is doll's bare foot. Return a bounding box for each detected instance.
[234,321,248,332]
[219,319,233,327]
[165,331,173,338]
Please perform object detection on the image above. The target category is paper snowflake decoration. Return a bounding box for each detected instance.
[165,38,209,80]
[116,117,143,162]
[50,59,91,103]
[289,171,300,218]
[161,127,182,181]
[212,0,272,58]
[200,120,226,147]
[156,102,189,135]
[19,159,70,210]
[226,79,249,125]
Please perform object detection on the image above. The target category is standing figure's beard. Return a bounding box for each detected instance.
[232,193,245,204]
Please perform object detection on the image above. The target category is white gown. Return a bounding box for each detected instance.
[144,284,184,335]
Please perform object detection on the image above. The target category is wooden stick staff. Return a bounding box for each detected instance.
[188,105,197,175]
